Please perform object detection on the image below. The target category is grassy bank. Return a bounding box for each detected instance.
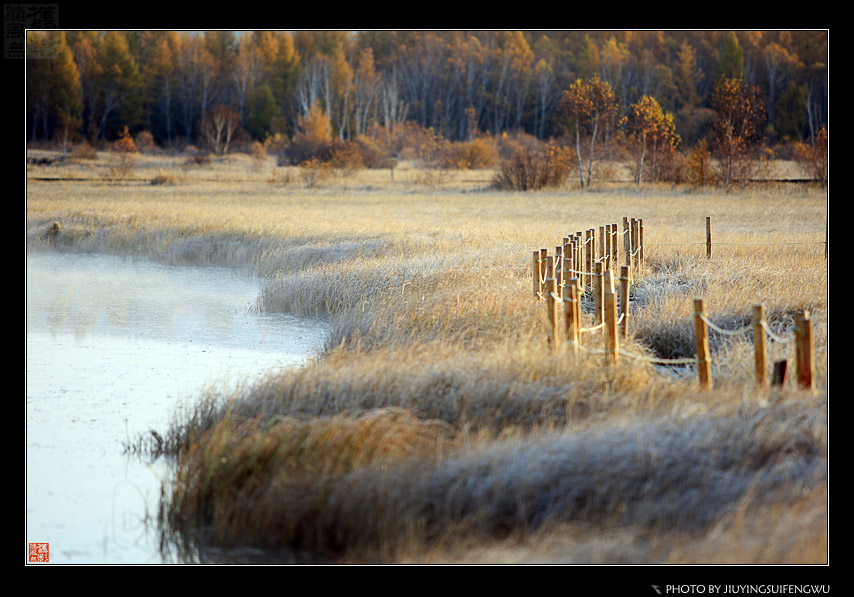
[26,150,828,564]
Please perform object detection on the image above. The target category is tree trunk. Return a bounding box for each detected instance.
[574,123,584,188]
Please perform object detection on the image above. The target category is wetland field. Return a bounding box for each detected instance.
[25,148,829,570]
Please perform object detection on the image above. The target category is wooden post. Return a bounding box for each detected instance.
[752,304,768,388]
[586,229,595,293]
[611,224,618,269]
[539,248,548,293]
[638,218,644,272]
[610,224,618,269]
[598,226,606,271]
[594,261,604,325]
[772,360,789,386]
[532,250,541,296]
[555,245,563,296]
[706,216,712,259]
[565,278,580,354]
[630,218,638,273]
[619,265,630,338]
[795,311,815,391]
[568,238,576,284]
[545,273,558,350]
[693,298,712,389]
[623,217,632,274]
[562,239,571,295]
[604,278,618,365]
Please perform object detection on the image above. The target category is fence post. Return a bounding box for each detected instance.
[594,261,604,325]
[795,311,815,391]
[772,360,789,386]
[623,217,632,271]
[706,216,712,259]
[555,245,563,296]
[630,218,638,273]
[539,248,548,293]
[619,265,630,338]
[565,277,580,354]
[562,238,571,296]
[532,250,541,296]
[638,218,644,272]
[611,224,618,269]
[586,229,595,293]
[545,273,558,350]
[752,304,768,388]
[693,298,712,389]
[604,274,618,365]
[596,226,608,269]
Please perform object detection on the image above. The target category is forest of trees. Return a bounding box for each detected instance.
[26,30,828,162]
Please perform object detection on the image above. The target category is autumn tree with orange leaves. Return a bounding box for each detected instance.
[710,78,767,190]
[556,75,618,188]
[622,95,680,188]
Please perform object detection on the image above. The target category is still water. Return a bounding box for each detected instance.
[26,252,329,564]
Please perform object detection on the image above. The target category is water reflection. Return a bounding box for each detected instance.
[26,251,328,564]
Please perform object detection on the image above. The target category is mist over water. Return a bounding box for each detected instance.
[26,251,328,564]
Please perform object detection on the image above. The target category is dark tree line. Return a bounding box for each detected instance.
[26,30,828,151]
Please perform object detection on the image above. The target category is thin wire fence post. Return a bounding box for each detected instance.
[706,216,712,259]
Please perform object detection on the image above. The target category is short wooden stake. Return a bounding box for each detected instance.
[619,265,630,338]
[706,216,712,259]
[752,304,768,387]
[604,281,619,365]
[794,311,815,391]
[693,298,712,389]
[771,360,789,386]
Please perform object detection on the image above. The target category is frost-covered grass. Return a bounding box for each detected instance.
[27,149,828,564]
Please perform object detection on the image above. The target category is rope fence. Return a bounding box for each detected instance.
[531,216,818,391]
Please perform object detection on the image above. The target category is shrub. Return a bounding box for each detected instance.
[492,143,574,191]
[70,141,97,160]
[449,137,500,169]
[151,168,179,185]
[183,152,212,167]
[793,126,828,189]
[299,157,331,188]
[105,127,138,179]
[328,140,366,174]
[686,139,716,188]
[134,130,157,154]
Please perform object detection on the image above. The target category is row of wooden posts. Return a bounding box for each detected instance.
[532,217,816,392]
[692,300,816,391]
[532,217,645,301]
[533,217,644,346]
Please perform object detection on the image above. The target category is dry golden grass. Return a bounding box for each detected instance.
[27,149,828,565]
